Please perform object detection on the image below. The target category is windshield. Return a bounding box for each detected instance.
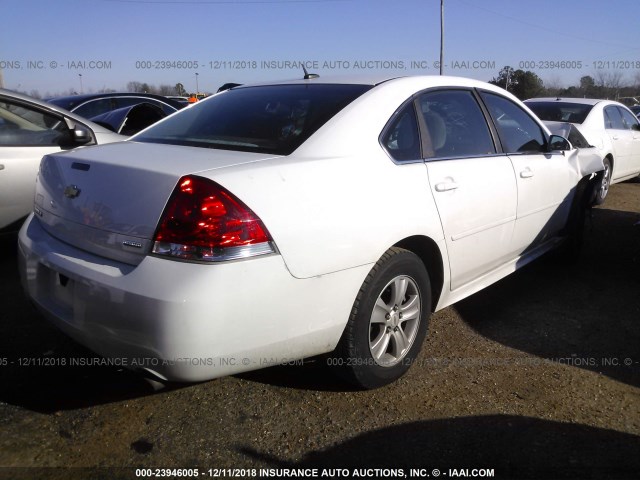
[133,84,373,155]
[525,101,594,124]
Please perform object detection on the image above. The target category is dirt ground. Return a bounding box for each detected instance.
[0,181,638,480]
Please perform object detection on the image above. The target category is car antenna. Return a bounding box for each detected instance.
[303,65,319,80]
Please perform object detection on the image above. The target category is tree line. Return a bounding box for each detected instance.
[18,69,640,103]
[489,66,640,102]
[23,81,191,100]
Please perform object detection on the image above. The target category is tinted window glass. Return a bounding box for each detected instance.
[74,98,117,119]
[381,103,421,161]
[116,97,177,115]
[618,106,640,130]
[135,84,373,155]
[525,101,593,124]
[482,93,546,153]
[418,90,495,158]
[46,96,82,110]
[604,106,626,130]
[0,98,68,146]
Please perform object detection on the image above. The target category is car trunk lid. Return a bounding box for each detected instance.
[34,142,280,265]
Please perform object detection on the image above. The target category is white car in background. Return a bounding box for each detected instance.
[525,97,640,204]
[0,89,123,233]
[19,76,603,389]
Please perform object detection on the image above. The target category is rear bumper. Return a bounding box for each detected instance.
[18,215,368,382]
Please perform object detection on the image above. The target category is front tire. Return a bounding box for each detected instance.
[332,248,431,389]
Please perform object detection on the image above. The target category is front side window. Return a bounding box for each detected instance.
[0,98,68,146]
[604,106,625,130]
[418,90,495,158]
[135,84,373,155]
[482,92,546,153]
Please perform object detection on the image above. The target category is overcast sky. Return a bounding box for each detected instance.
[2,0,639,95]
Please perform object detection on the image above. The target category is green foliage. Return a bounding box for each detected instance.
[489,66,544,100]
[489,67,640,101]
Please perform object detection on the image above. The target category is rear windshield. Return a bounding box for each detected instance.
[134,84,373,155]
[525,101,594,124]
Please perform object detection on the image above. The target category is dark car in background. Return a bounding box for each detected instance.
[166,96,190,106]
[47,93,185,120]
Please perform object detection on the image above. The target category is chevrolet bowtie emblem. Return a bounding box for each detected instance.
[63,185,81,199]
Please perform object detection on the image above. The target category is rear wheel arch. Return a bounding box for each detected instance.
[332,246,432,388]
[393,235,444,312]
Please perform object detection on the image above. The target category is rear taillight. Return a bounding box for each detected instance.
[152,175,276,262]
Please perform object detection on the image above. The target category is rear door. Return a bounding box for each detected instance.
[417,89,517,291]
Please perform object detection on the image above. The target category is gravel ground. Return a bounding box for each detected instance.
[0,181,638,480]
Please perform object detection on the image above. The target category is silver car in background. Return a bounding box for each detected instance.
[525,97,640,204]
[0,89,124,232]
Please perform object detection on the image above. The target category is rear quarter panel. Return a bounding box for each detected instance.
[205,80,447,280]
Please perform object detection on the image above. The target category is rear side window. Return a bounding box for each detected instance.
[381,103,421,161]
[135,84,373,155]
[482,92,546,153]
[418,90,495,158]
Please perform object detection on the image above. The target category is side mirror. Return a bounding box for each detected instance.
[62,117,93,146]
[72,125,93,145]
[548,134,571,152]
[632,123,640,132]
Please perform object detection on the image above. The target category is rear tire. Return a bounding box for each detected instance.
[332,248,431,389]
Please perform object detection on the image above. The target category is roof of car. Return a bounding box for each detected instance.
[229,74,515,93]
[525,97,620,106]
[231,74,402,87]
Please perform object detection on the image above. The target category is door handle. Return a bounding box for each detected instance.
[0,164,4,170]
[612,135,620,140]
[435,181,458,192]
[520,168,534,178]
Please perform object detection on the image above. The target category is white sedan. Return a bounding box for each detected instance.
[0,89,123,232]
[19,76,603,389]
[525,97,640,204]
